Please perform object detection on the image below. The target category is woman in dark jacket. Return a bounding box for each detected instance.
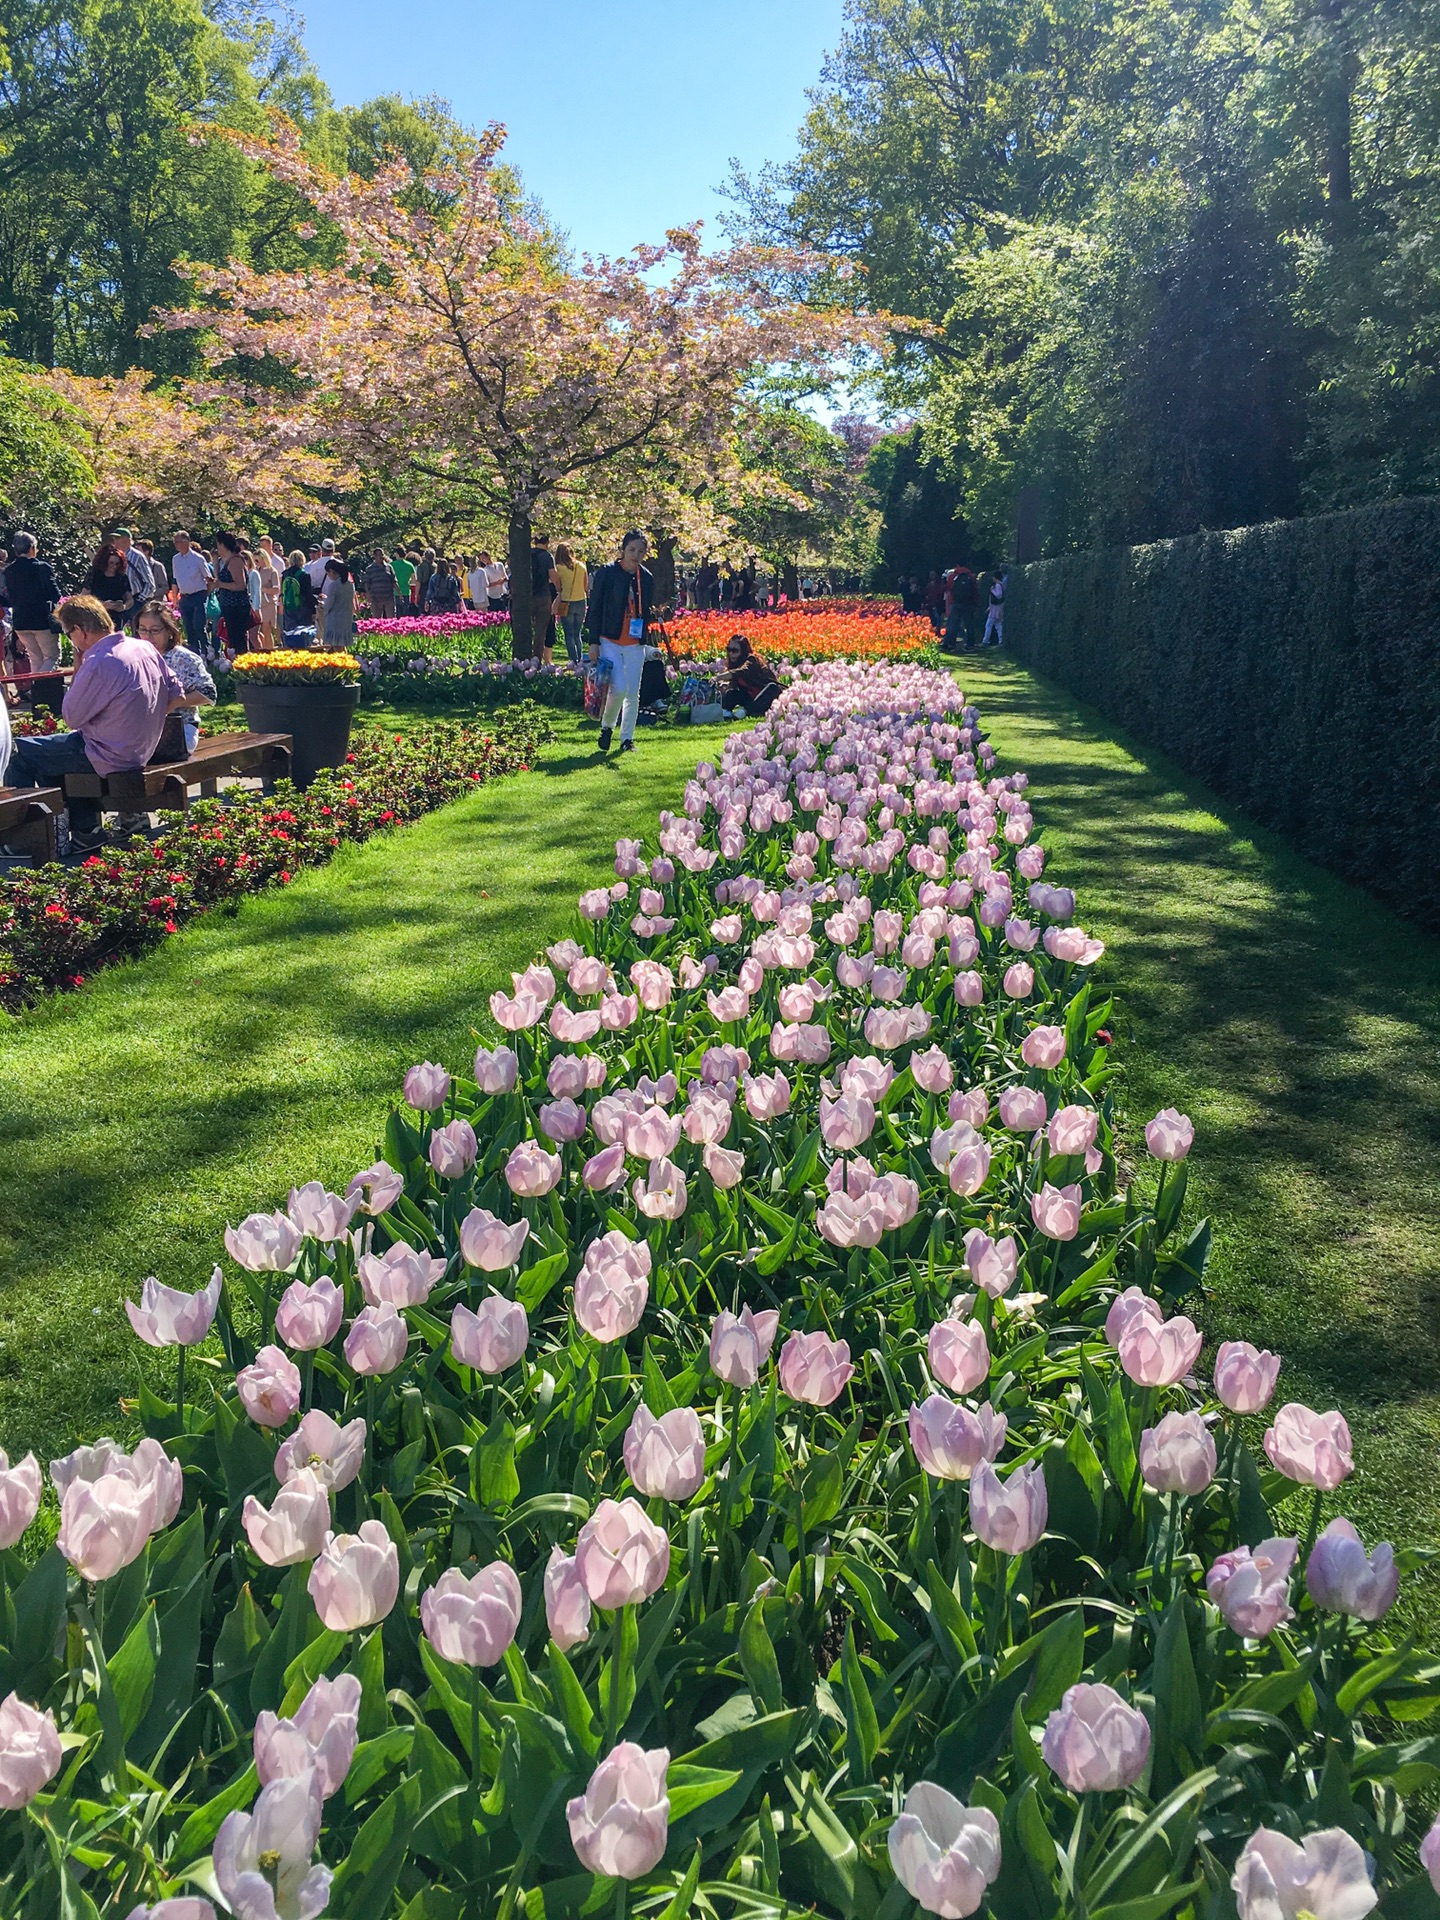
[84,542,131,626]
[424,561,463,615]
[584,530,655,754]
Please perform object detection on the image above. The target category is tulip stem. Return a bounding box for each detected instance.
[605,1603,631,1749]
[613,1880,627,1920]
[175,1344,187,1434]
[1300,1486,1325,1565]
[261,1273,274,1344]
[470,1667,483,1814]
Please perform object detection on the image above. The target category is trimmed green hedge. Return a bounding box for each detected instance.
[1007,497,1440,930]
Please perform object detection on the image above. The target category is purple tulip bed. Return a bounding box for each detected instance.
[0,660,1434,1920]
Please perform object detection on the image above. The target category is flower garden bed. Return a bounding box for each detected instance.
[0,706,553,1012]
[673,606,937,660]
[0,660,1432,1918]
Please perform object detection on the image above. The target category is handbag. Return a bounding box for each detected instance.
[584,657,612,718]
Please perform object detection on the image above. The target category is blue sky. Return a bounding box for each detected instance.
[296,0,848,259]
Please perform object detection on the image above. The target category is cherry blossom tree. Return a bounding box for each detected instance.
[164,119,890,649]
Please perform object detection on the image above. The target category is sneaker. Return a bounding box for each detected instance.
[69,828,105,855]
[114,811,149,834]
[597,727,613,752]
[620,739,635,753]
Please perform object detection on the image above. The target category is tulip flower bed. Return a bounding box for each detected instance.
[674,607,937,660]
[357,611,512,643]
[0,707,553,1012]
[355,654,588,712]
[0,658,1436,1920]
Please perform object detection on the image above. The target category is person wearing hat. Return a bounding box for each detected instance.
[108,528,155,630]
[305,539,336,594]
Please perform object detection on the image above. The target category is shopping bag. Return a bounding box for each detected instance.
[584,658,612,718]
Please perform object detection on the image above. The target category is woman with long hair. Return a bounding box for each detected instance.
[84,541,131,626]
[553,543,589,665]
[320,558,355,644]
[211,530,254,656]
[584,530,654,754]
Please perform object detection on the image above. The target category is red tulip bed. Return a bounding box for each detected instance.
[0,661,1434,1920]
[0,707,553,1013]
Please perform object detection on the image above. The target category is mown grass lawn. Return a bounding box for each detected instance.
[4,664,1438,1633]
[0,712,732,1462]
[960,654,1440,1618]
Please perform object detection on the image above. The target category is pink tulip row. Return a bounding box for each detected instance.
[3,658,1424,1916]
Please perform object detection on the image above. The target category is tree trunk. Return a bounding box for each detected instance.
[782,558,800,602]
[1318,0,1355,221]
[507,506,533,659]
[651,533,677,611]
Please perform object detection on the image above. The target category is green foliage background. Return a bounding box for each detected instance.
[1004,496,1440,930]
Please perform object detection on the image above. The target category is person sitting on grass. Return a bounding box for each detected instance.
[719,633,780,717]
[3,594,188,854]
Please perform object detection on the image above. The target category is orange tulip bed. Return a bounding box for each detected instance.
[670,605,935,661]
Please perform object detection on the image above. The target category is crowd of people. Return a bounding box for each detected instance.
[900,562,1009,650]
[0,521,785,846]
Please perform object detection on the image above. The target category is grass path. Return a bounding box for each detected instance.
[961,655,1440,1607]
[0,714,732,1461]
[4,667,1438,1622]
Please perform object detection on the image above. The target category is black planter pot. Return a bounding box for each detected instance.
[237,681,361,788]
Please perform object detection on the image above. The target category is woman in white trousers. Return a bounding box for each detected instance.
[586,530,655,754]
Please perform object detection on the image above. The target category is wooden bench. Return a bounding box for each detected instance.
[60,731,293,813]
[0,787,65,866]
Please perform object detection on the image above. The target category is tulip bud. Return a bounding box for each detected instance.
[421,1562,523,1666]
[0,1692,61,1809]
[1305,1518,1399,1621]
[928,1317,990,1396]
[242,1467,330,1567]
[458,1206,530,1272]
[1041,1683,1150,1793]
[1206,1537,1297,1639]
[623,1405,706,1502]
[1030,1182,1081,1240]
[1139,1411,1216,1494]
[452,1295,529,1374]
[274,1276,344,1352]
[255,1672,361,1798]
[778,1330,854,1406]
[429,1118,478,1178]
[970,1459,1047,1554]
[575,1497,670,1609]
[1213,1340,1281,1414]
[1145,1107,1194,1160]
[1263,1403,1353,1490]
[236,1344,302,1428]
[344,1303,409,1376]
[709,1307,779,1388]
[307,1520,399,1630]
[566,1744,670,1880]
[544,1547,592,1650]
[404,1061,451,1111]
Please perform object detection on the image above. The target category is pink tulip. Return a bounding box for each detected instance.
[1264,1404,1353,1490]
[472,1044,519,1094]
[630,960,674,1009]
[504,1140,563,1197]
[569,955,613,996]
[539,1098,587,1144]
[1048,1105,1098,1156]
[237,1344,303,1428]
[601,993,640,1030]
[308,1521,399,1630]
[710,1307,780,1387]
[0,1453,40,1549]
[624,1105,682,1160]
[909,1394,1007,1480]
[947,1133,993,1199]
[451,1296,529,1373]
[970,1459,1048,1554]
[703,1142,745,1188]
[841,1055,895,1100]
[344,1303,409,1376]
[357,1241,445,1308]
[1030,1182,1082,1240]
[1306,1519,1398,1620]
[582,1143,627,1190]
[1002,963,1035,998]
[57,1474,155,1580]
[962,1229,1019,1298]
[1231,1824,1375,1920]
[1118,1313,1203,1387]
[403,1061,450,1111]
[954,970,985,1008]
[287,1182,359,1242]
[255,1672,361,1799]
[888,1783,1001,1919]
[346,1160,404,1216]
[429,1119,478,1178]
[871,964,909,1004]
[910,1046,953,1093]
[574,1231,651,1342]
[816,1188,889,1248]
[545,1547,592,1650]
[1145,1108,1194,1160]
[706,984,751,1023]
[743,1070,791,1119]
[683,1088,733,1145]
[126,1268,222,1348]
[551,1002,604,1041]
[1021,1025,1066,1070]
[821,1092,875,1150]
[1045,926,1105,965]
[777,981,815,1021]
[1207,1538,1297,1639]
[778,1329,854,1405]
[0,1693,61,1809]
[242,1467,330,1567]
[1425,1818,1440,1896]
[224,1210,303,1273]
[421,1562,523,1665]
[575,1497,671,1608]
[633,1157,688,1219]
[948,1087,989,1129]
[929,1317,990,1394]
[838,951,875,990]
[490,986,546,1031]
[1139,1412,1216,1493]
[624,1405,706,1501]
[1041,1684,1150,1793]
[567,1743,671,1880]
[1104,1287,1162,1348]
[459,1206,530,1272]
[546,1055,590,1101]
[274,1409,366,1492]
[274,1276,344,1351]
[1213,1341,1281,1414]
[999,1085,1049,1132]
[873,1171,920,1227]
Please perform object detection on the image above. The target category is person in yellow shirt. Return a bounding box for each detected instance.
[553,544,589,664]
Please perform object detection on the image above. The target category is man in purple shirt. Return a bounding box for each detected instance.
[5,593,187,852]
